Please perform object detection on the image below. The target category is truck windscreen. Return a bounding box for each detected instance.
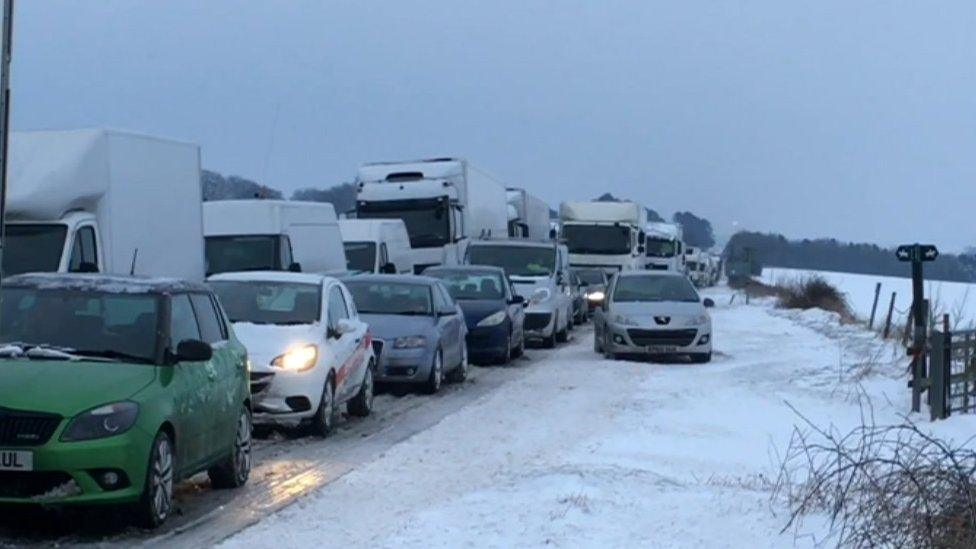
[206,235,283,275]
[2,224,68,275]
[467,245,555,277]
[357,199,449,249]
[343,242,377,272]
[645,238,677,258]
[562,225,631,255]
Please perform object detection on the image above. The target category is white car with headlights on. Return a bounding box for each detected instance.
[593,271,714,363]
[209,272,375,436]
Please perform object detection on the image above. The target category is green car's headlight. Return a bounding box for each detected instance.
[61,401,139,442]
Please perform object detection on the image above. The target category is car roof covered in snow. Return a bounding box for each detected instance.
[341,273,440,286]
[3,273,210,294]
[207,271,334,285]
[614,270,686,279]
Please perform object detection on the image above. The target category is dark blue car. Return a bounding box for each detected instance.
[424,266,526,365]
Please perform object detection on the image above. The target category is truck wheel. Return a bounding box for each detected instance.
[133,431,174,529]
[347,363,375,417]
[209,407,252,488]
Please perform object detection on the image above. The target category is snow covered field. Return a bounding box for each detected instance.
[221,286,976,548]
[763,267,976,329]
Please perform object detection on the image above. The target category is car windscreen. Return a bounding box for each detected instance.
[2,224,68,275]
[562,225,631,255]
[574,269,606,285]
[210,281,321,325]
[467,245,555,277]
[426,270,505,300]
[646,238,677,258]
[358,199,449,249]
[612,275,700,303]
[0,287,160,363]
[205,235,281,275]
[344,281,433,315]
[343,241,377,272]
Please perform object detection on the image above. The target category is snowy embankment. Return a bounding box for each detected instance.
[222,286,976,548]
[762,267,976,329]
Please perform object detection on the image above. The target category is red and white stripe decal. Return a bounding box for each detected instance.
[335,331,372,387]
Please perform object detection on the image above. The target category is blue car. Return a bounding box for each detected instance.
[424,266,527,365]
[343,275,468,394]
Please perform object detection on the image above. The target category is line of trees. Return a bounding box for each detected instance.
[725,231,976,283]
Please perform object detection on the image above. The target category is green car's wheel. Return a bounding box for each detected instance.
[209,408,252,488]
[134,431,174,528]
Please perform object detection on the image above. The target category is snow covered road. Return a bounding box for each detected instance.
[222,288,943,548]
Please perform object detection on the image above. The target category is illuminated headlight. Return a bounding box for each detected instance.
[393,335,427,349]
[530,288,552,304]
[586,291,605,302]
[684,315,709,327]
[612,314,639,326]
[477,310,507,328]
[272,345,318,372]
[61,402,139,442]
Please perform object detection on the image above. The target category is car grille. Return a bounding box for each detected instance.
[648,264,669,271]
[0,408,62,447]
[524,312,552,331]
[249,371,275,396]
[627,328,698,347]
[0,471,76,499]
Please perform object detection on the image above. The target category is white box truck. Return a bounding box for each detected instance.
[558,201,648,273]
[338,219,414,274]
[506,188,551,240]
[203,200,346,275]
[355,158,509,273]
[3,128,205,280]
[644,221,685,272]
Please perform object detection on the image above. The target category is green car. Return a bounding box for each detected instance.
[0,274,252,528]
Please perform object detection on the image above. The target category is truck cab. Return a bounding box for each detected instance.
[338,219,414,274]
[4,212,102,275]
[559,201,648,274]
[644,222,685,272]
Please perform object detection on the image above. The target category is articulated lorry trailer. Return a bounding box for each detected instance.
[355,158,509,273]
[505,188,551,240]
[3,128,205,280]
[558,201,647,273]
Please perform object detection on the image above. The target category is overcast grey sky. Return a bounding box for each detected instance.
[10,1,976,250]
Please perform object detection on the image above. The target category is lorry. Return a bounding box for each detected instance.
[3,128,205,280]
[558,201,648,273]
[644,221,685,272]
[505,188,551,240]
[685,246,708,287]
[338,218,414,274]
[355,158,509,274]
[203,200,346,276]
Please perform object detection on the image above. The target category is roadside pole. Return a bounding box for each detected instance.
[0,0,13,291]
[897,243,939,413]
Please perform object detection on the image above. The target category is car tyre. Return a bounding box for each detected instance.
[209,407,252,489]
[424,349,444,394]
[690,352,712,364]
[510,330,525,359]
[447,342,469,382]
[309,376,337,437]
[133,431,174,529]
[542,322,557,349]
[594,329,603,353]
[556,314,569,343]
[347,362,375,417]
[602,333,617,360]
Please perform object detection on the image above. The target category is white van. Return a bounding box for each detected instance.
[203,200,346,276]
[338,219,414,274]
[4,128,204,280]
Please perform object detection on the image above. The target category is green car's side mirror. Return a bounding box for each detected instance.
[176,339,213,362]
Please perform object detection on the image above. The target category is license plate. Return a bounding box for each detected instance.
[646,346,678,354]
[0,449,33,471]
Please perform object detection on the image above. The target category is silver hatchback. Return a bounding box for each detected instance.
[593,271,714,363]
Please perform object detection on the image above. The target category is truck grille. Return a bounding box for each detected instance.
[524,313,552,331]
[627,329,698,347]
[0,408,62,446]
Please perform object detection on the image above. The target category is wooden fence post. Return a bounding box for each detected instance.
[868,282,881,329]
[931,329,946,420]
[883,292,896,339]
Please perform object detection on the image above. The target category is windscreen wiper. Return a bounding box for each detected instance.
[73,349,154,364]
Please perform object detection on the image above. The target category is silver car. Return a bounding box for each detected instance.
[593,271,714,362]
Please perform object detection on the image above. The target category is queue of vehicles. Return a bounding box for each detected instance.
[0,142,717,529]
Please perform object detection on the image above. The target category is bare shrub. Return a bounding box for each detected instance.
[777,276,854,322]
[774,405,976,548]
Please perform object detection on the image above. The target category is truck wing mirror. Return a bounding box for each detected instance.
[288,262,303,273]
